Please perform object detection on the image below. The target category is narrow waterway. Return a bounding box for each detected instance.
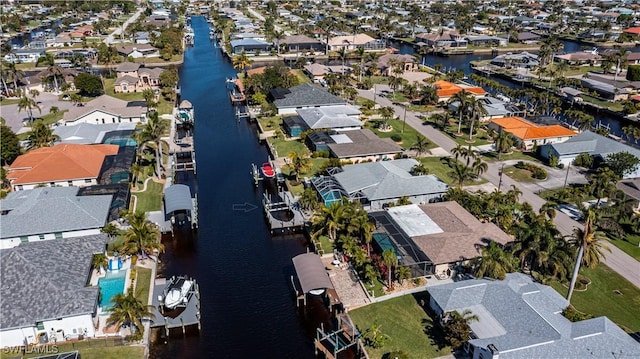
[149,16,315,358]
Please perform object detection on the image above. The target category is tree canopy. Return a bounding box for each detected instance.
[74,73,104,96]
[0,125,20,165]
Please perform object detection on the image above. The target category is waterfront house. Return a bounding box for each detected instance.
[617,179,640,212]
[489,52,539,70]
[0,234,109,345]
[554,52,602,66]
[230,38,272,55]
[488,117,577,151]
[115,44,160,59]
[303,63,351,82]
[306,129,402,161]
[449,97,525,122]
[428,273,640,359]
[3,48,45,63]
[290,105,362,133]
[114,62,164,93]
[515,31,541,43]
[327,33,385,51]
[580,77,630,101]
[433,80,486,103]
[415,30,467,48]
[61,95,147,125]
[270,83,347,115]
[0,188,112,249]
[279,34,324,54]
[375,53,418,76]
[540,130,640,178]
[230,32,267,41]
[310,158,448,209]
[465,35,508,47]
[53,122,137,145]
[370,201,513,278]
[7,143,119,191]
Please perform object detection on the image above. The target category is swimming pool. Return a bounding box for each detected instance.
[104,136,137,147]
[98,270,127,311]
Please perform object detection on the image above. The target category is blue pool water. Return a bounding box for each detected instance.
[104,136,137,147]
[98,270,127,311]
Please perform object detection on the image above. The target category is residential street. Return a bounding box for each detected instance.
[105,8,145,44]
[357,87,640,288]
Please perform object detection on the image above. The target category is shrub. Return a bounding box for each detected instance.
[627,65,640,81]
[574,152,594,168]
[390,134,402,142]
[562,306,593,322]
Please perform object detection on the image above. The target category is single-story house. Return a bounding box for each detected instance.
[376,53,418,76]
[415,31,467,48]
[370,201,513,277]
[428,273,640,359]
[306,129,403,161]
[284,105,361,136]
[449,96,525,122]
[3,49,45,63]
[230,32,267,41]
[7,143,119,191]
[516,31,542,43]
[310,158,448,209]
[465,35,508,47]
[561,87,584,102]
[53,122,137,145]
[490,51,539,70]
[0,234,108,345]
[279,34,324,53]
[135,31,151,44]
[115,44,159,58]
[303,63,351,81]
[433,80,486,102]
[489,117,577,151]
[540,130,640,178]
[580,78,630,101]
[327,33,385,51]
[0,187,112,248]
[61,95,147,126]
[230,38,271,55]
[554,52,602,66]
[270,83,347,115]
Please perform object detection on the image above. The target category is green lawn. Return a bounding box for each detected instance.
[608,235,640,262]
[316,235,335,256]
[419,157,487,187]
[0,342,143,359]
[550,264,640,333]
[482,150,541,163]
[292,69,311,84]
[270,136,309,159]
[134,180,164,214]
[503,166,539,182]
[349,292,451,359]
[134,267,152,304]
[0,98,21,106]
[258,116,281,132]
[580,94,624,112]
[366,117,436,150]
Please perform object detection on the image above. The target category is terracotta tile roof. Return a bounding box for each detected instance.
[624,27,640,34]
[433,80,486,98]
[8,144,119,185]
[491,117,577,140]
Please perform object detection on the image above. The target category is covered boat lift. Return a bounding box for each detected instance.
[291,252,335,307]
[163,184,198,231]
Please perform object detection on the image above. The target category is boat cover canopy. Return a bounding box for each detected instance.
[292,253,334,294]
[179,100,193,109]
[164,184,193,215]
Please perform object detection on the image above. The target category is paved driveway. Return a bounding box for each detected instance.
[358,87,640,288]
[1,93,76,133]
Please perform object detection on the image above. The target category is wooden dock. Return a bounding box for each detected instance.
[263,191,306,234]
[149,277,201,337]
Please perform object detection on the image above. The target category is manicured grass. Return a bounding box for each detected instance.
[418,156,487,187]
[292,69,311,84]
[76,346,144,359]
[580,94,624,112]
[447,130,492,147]
[366,117,436,150]
[0,342,143,359]
[134,180,164,214]
[316,235,335,255]
[550,264,640,333]
[0,98,21,106]
[482,150,541,163]
[257,116,280,131]
[608,235,640,262]
[349,292,451,359]
[270,136,309,159]
[134,267,152,304]
[503,165,539,182]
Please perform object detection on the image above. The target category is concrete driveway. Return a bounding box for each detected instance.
[1,93,76,133]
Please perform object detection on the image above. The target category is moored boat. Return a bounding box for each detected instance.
[261,162,275,178]
[161,276,194,310]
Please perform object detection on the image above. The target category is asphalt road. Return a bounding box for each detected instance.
[2,93,77,133]
[105,8,145,44]
[358,86,640,288]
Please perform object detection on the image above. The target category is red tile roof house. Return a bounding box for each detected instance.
[488,117,577,151]
[7,144,119,191]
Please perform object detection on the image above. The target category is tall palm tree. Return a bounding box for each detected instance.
[494,129,513,160]
[473,241,519,280]
[6,62,25,93]
[312,201,346,242]
[356,46,366,82]
[410,135,429,158]
[232,51,253,77]
[17,95,41,124]
[107,292,155,335]
[137,113,168,178]
[566,209,610,302]
[46,63,64,92]
[122,212,164,258]
[286,151,311,182]
[25,120,58,150]
[466,96,488,141]
[379,106,395,128]
[449,90,472,135]
[142,88,155,113]
[382,248,398,289]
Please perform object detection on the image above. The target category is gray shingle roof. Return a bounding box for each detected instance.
[550,130,640,158]
[333,159,448,201]
[272,83,346,109]
[428,273,640,358]
[0,234,107,329]
[115,62,140,72]
[0,187,112,239]
[326,129,402,158]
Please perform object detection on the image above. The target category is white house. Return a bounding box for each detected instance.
[61,95,146,126]
[0,234,108,346]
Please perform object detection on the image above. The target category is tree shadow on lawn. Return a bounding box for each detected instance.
[412,292,450,350]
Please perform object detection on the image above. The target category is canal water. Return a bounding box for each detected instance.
[149,16,315,358]
[394,40,637,136]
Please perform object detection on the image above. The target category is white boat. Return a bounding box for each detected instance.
[162,276,193,309]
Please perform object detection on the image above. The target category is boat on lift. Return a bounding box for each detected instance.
[261,162,275,178]
[161,276,193,310]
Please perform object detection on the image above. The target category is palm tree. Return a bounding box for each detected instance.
[298,187,319,211]
[443,309,479,349]
[494,130,513,160]
[410,135,429,158]
[25,120,58,150]
[379,106,395,128]
[312,201,346,242]
[449,90,472,135]
[6,62,25,93]
[396,266,411,285]
[473,241,519,280]
[410,163,429,176]
[130,162,143,188]
[232,51,253,77]
[92,253,108,274]
[566,209,611,302]
[17,95,41,124]
[286,151,311,182]
[137,113,168,178]
[101,223,119,240]
[142,88,155,113]
[121,212,164,258]
[107,292,155,335]
[382,248,398,289]
[356,46,366,82]
[466,96,488,141]
[46,63,65,92]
